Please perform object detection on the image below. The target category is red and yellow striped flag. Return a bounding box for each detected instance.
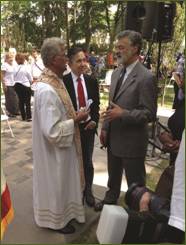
[1,169,14,240]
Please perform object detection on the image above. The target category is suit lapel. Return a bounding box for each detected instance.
[67,73,78,110]
[83,75,90,98]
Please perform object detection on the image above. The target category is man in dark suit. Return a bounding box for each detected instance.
[63,47,100,207]
[95,30,157,211]
[167,71,185,165]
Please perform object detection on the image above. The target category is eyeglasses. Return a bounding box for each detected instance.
[55,52,67,59]
[115,45,128,51]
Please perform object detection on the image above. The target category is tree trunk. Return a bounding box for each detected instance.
[64,2,69,49]
[105,1,125,51]
[84,1,92,51]
[43,3,53,38]
[109,31,116,51]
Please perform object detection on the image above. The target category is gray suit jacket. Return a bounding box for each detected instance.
[102,61,157,158]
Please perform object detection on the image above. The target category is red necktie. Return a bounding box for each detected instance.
[77,77,86,108]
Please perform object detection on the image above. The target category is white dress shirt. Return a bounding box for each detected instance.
[31,58,44,79]
[71,72,88,111]
[71,72,91,122]
[14,64,33,87]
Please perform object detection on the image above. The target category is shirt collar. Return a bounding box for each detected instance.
[125,59,139,75]
[71,71,83,82]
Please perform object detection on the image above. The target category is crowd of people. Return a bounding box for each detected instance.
[1,30,185,243]
[1,48,44,121]
[1,47,107,120]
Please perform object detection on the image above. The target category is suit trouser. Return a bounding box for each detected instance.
[104,148,146,203]
[14,83,32,120]
[79,124,95,193]
[169,152,177,166]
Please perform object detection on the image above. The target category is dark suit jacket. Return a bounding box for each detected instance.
[63,72,100,128]
[172,82,184,109]
[102,62,157,158]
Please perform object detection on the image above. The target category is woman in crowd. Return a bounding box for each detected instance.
[1,53,19,117]
[159,64,184,165]
[14,53,33,121]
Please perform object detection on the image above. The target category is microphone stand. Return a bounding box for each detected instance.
[143,29,157,69]
[143,30,163,157]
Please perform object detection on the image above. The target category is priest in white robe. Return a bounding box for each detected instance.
[32,37,89,234]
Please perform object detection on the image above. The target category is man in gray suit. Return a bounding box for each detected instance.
[95,30,157,211]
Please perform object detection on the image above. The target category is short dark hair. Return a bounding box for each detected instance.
[117,30,142,55]
[32,49,38,53]
[15,53,26,64]
[67,47,83,62]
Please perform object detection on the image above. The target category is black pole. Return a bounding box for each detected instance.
[151,40,162,157]
[156,41,162,81]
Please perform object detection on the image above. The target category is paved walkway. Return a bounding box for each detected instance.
[1,116,105,244]
[1,98,172,244]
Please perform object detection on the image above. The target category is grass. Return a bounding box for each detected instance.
[100,86,175,110]
[158,87,175,108]
[146,158,169,191]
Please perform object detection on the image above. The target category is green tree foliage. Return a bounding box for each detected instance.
[69,1,107,50]
[1,0,184,57]
[1,1,34,51]
[162,3,185,71]
[151,3,185,74]
[1,1,67,50]
[68,0,126,51]
[104,0,126,50]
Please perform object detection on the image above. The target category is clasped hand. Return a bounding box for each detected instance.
[74,109,90,123]
[102,101,124,122]
[163,140,180,153]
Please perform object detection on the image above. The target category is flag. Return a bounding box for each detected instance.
[1,169,14,240]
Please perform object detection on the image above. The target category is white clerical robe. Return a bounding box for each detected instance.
[32,82,85,230]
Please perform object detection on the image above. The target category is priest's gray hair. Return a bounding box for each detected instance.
[41,37,65,67]
[117,30,142,55]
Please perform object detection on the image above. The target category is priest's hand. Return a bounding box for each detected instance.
[100,129,107,147]
[74,109,90,123]
[103,102,124,122]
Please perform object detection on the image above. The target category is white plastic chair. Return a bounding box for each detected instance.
[1,105,15,138]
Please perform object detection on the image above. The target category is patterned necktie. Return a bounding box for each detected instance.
[77,77,86,108]
[113,67,126,100]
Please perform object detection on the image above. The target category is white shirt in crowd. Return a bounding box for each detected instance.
[168,130,185,232]
[30,57,44,79]
[14,64,33,87]
[1,62,15,86]
[63,63,71,75]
